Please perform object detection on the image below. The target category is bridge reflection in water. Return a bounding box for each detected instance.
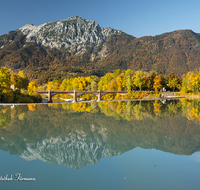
[38,90,128,103]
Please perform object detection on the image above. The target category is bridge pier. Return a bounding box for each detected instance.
[47,90,53,103]
[73,90,77,102]
[97,90,102,102]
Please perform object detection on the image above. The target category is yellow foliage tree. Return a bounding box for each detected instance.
[153,75,162,94]
[28,82,37,95]
[0,67,11,91]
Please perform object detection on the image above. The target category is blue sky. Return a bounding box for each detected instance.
[1,0,200,38]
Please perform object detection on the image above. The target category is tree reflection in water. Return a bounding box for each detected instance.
[0,99,200,168]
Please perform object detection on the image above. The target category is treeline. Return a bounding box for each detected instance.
[0,67,41,103]
[37,69,183,100]
[37,68,200,100]
[1,66,200,102]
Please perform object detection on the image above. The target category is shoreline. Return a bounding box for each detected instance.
[0,96,186,106]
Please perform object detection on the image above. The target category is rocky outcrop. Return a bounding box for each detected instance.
[19,16,123,54]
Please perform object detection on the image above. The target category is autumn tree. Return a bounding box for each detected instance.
[0,67,11,91]
[72,77,87,90]
[145,70,157,91]
[98,73,113,91]
[181,71,200,93]
[107,79,118,91]
[10,73,18,88]
[116,74,125,91]
[47,80,61,91]
[60,79,68,91]
[153,75,162,93]
[182,72,190,93]
[27,82,37,95]
[191,72,200,92]
[86,75,98,91]
[47,81,55,91]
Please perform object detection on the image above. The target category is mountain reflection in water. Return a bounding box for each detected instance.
[0,99,200,169]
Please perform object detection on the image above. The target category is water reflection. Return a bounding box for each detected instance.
[0,99,200,169]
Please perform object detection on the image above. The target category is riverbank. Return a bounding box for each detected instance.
[0,90,42,104]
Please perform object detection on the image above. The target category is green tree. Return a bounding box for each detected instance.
[168,77,179,91]
[91,80,98,91]
[167,73,180,91]
[133,71,146,91]
[16,71,29,90]
[125,69,133,92]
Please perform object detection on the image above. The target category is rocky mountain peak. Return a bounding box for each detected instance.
[19,16,123,53]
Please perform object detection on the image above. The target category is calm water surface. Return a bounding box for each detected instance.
[0,99,200,190]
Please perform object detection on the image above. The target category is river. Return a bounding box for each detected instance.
[0,99,200,189]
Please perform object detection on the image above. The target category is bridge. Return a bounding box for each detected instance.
[38,90,128,103]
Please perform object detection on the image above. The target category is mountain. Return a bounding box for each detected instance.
[0,16,200,83]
